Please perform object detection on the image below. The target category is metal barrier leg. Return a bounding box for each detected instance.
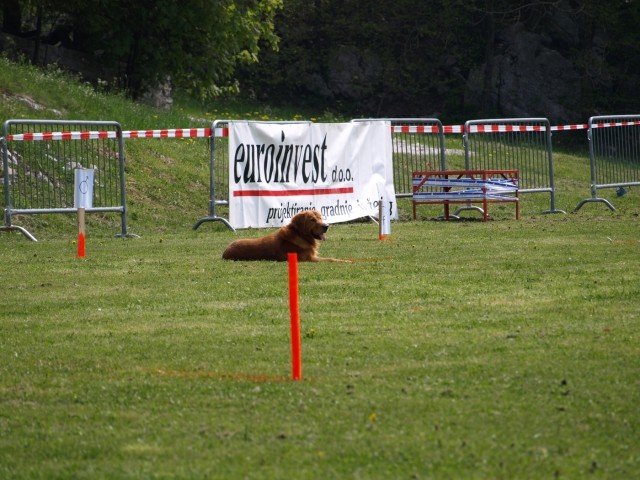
[1,210,38,241]
[193,216,235,232]
[452,204,484,218]
[542,190,566,214]
[574,184,616,212]
[115,232,141,239]
[574,197,616,213]
[0,225,38,241]
[114,210,140,238]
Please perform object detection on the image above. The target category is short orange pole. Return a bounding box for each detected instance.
[77,207,86,258]
[288,253,302,380]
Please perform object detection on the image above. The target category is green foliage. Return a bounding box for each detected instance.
[4,0,282,98]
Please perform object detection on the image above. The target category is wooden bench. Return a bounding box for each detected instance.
[412,169,519,222]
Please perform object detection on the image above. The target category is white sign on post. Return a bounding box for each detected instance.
[228,121,397,229]
[74,168,95,209]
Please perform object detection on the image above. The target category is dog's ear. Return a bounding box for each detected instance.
[303,212,316,233]
[288,212,307,235]
[309,211,323,225]
[290,212,304,228]
[310,211,325,229]
[291,210,323,235]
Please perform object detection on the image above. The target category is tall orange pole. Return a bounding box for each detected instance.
[288,253,302,380]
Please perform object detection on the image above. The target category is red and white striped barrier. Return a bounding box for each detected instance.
[550,124,588,131]
[468,124,546,133]
[6,131,118,141]
[123,127,211,138]
[590,120,640,129]
[390,125,465,134]
[214,127,228,138]
[5,127,215,141]
[5,120,640,141]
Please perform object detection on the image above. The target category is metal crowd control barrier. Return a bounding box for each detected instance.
[193,120,313,231]
[352,118,446,197]
[1,119,135,241]
[574,114,640,212]
[192,120,234,231]
[463,118,565,214]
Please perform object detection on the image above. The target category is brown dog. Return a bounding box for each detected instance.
[222,210,350,262]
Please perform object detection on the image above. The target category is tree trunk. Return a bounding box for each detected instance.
[2,0,22,35]
[481,2,496,110]
[31,6,43,65]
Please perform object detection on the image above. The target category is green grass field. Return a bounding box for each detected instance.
[1,57,640,478]
[2,212,639,479]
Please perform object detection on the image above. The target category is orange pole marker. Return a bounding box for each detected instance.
[78,232,86,258]
[77,207,86,258]
[288,252,302,381]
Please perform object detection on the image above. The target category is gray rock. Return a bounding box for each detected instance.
[465,22,581,124]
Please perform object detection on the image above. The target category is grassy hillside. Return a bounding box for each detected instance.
[0,57,345,238]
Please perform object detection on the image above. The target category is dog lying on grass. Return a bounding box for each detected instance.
[222,210,350,262]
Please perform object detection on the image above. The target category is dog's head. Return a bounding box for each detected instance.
[290,210,329,241]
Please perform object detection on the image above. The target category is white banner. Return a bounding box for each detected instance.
[228,121,396,228]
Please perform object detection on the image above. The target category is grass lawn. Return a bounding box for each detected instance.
[1,208,639,479]
[1,55,639,479]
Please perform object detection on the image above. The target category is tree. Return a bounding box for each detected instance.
[2,0,283,99]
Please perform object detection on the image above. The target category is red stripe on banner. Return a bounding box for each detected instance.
[233,187,354,197]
